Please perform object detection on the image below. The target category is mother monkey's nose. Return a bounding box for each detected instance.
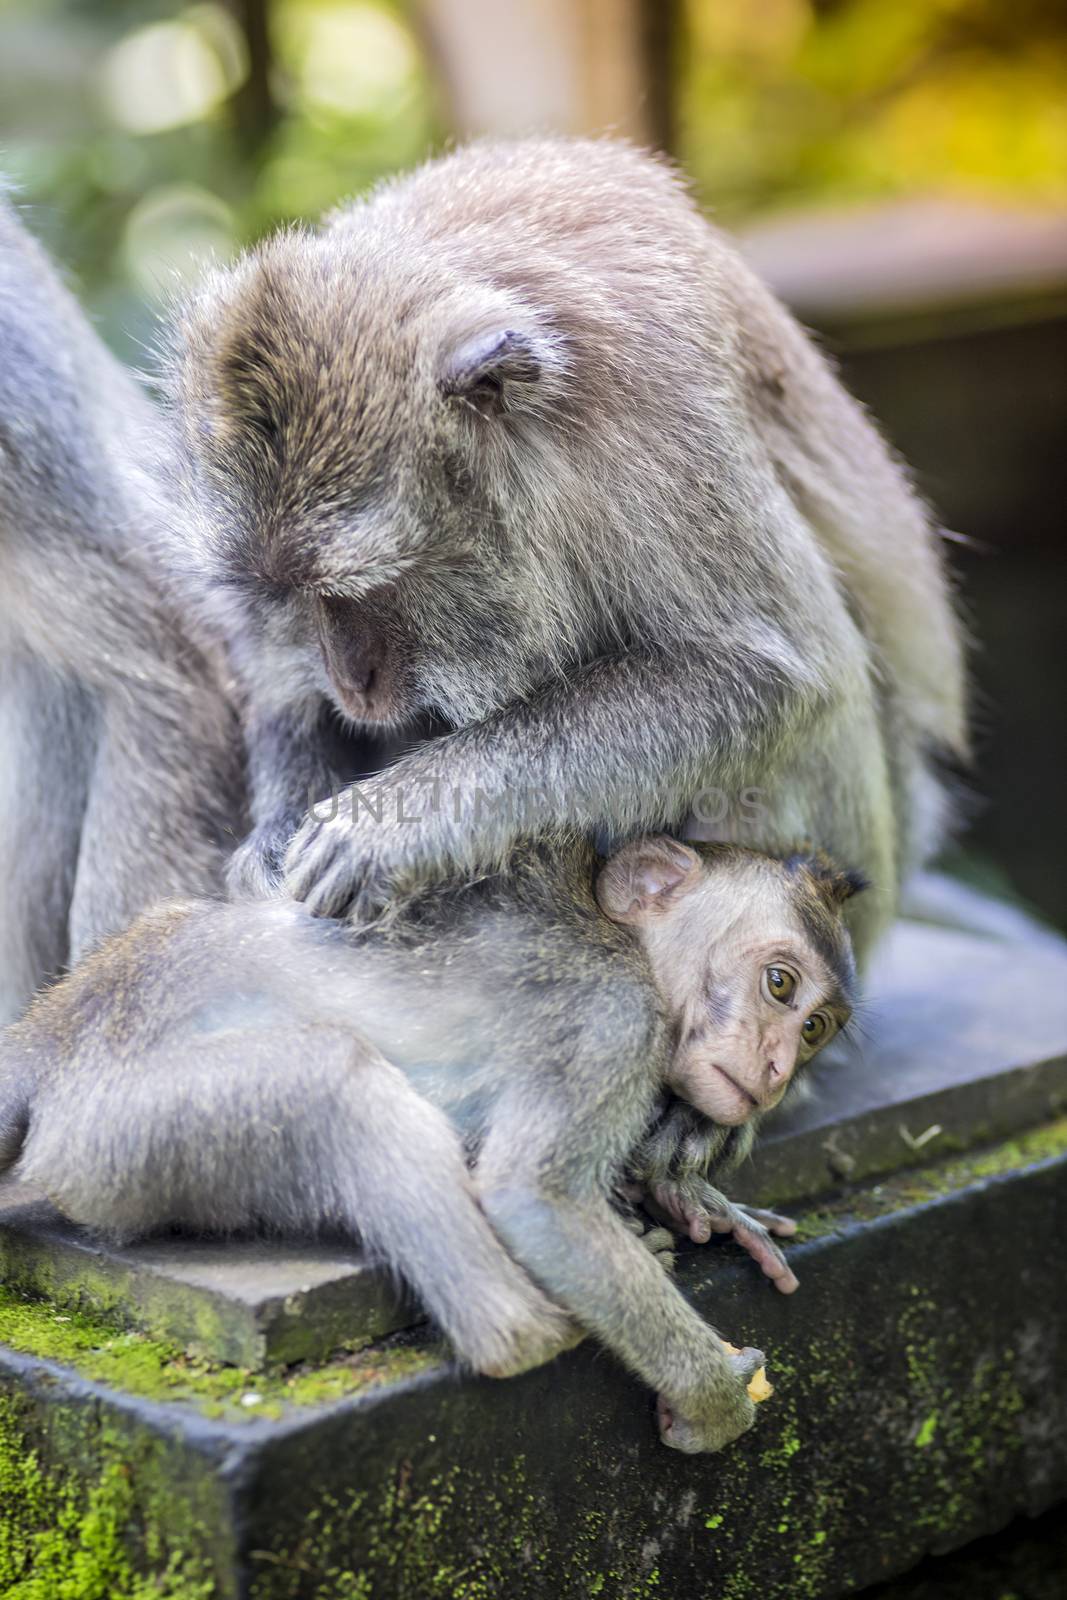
[316,595,382,710]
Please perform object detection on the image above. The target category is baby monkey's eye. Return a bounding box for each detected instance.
[764,966,797,1003]
[802,1012,830,1049]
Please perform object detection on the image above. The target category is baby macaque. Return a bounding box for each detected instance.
[0,838,859,1452]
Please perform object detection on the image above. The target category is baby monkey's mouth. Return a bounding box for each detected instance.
[709,1063,759,1111]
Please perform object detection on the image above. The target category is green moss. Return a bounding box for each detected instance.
[892,1292,1026,1541]
[795,1116,1067,1241]
[0,1396,220,1599]
[704,1265,1032,1600]
[0,1239,255,1367]
[0,1286,675,1600]
[0,1283,440,1421]
[245,1447,678,1600]
[242,1118,1061,1595]
[246,1463,526,1600]
[915,1410,939,1448]
[2,1119,1059,1598]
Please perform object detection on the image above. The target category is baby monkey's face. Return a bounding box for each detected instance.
[597,838,861,1128]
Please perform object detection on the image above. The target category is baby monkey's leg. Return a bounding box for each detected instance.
[16,1025,577,1378]
[477,1096,763,1452]
[315,1042,581,1377]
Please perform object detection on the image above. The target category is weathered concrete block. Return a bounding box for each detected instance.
[2,1123,1065,1599]
[0,1190,414,1369]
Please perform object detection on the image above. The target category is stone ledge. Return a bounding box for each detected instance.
[2,1122,1065,1599]
[0,1190,415,1369]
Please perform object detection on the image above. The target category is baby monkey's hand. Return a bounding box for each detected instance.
[647,1180,799,1295]
[656,1343,765,1453]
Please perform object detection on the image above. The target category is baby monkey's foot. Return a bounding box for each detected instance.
[619,1209,677,1275]
[649,1181,798,1295]
[467,1294,583,1380]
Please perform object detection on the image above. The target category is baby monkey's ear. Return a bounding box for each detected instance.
[596,838,704,925]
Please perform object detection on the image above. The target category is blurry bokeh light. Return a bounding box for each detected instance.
[679,0,1067,218]
[99,8,247,135]
[279,2,421,118]
[2,0,1064,356]
[122,184,235,299]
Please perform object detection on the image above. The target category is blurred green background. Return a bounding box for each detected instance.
[1,0,1065,925]
[3,0,1066,356]
[1,0,440,356]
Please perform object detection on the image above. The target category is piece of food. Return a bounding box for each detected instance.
[722,1341,774,1403]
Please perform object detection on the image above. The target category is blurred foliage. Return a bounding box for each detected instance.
[678,0,1067,221]
[1,0,1065,357]
[0,0,440,357]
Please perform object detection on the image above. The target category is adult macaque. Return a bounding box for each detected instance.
[0,195,245,1023]
[166,136,964,972]
[0,837,860,1453]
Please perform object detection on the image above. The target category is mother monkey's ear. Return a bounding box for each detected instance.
[596,838,704,925]
[438,328,545,417]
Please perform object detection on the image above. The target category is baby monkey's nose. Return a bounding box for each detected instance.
[761,1051,796,1105]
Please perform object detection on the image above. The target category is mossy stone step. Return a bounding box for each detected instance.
[1,1122,1065,1599]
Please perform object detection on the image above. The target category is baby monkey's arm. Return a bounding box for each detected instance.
[473,1010,764,1455]
[627,1096,800,1293]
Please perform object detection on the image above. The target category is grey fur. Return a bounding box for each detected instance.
[0,838,852,1452]
[164,136,965,961]
[161,136,965,1208]
[0,195,247,1021]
